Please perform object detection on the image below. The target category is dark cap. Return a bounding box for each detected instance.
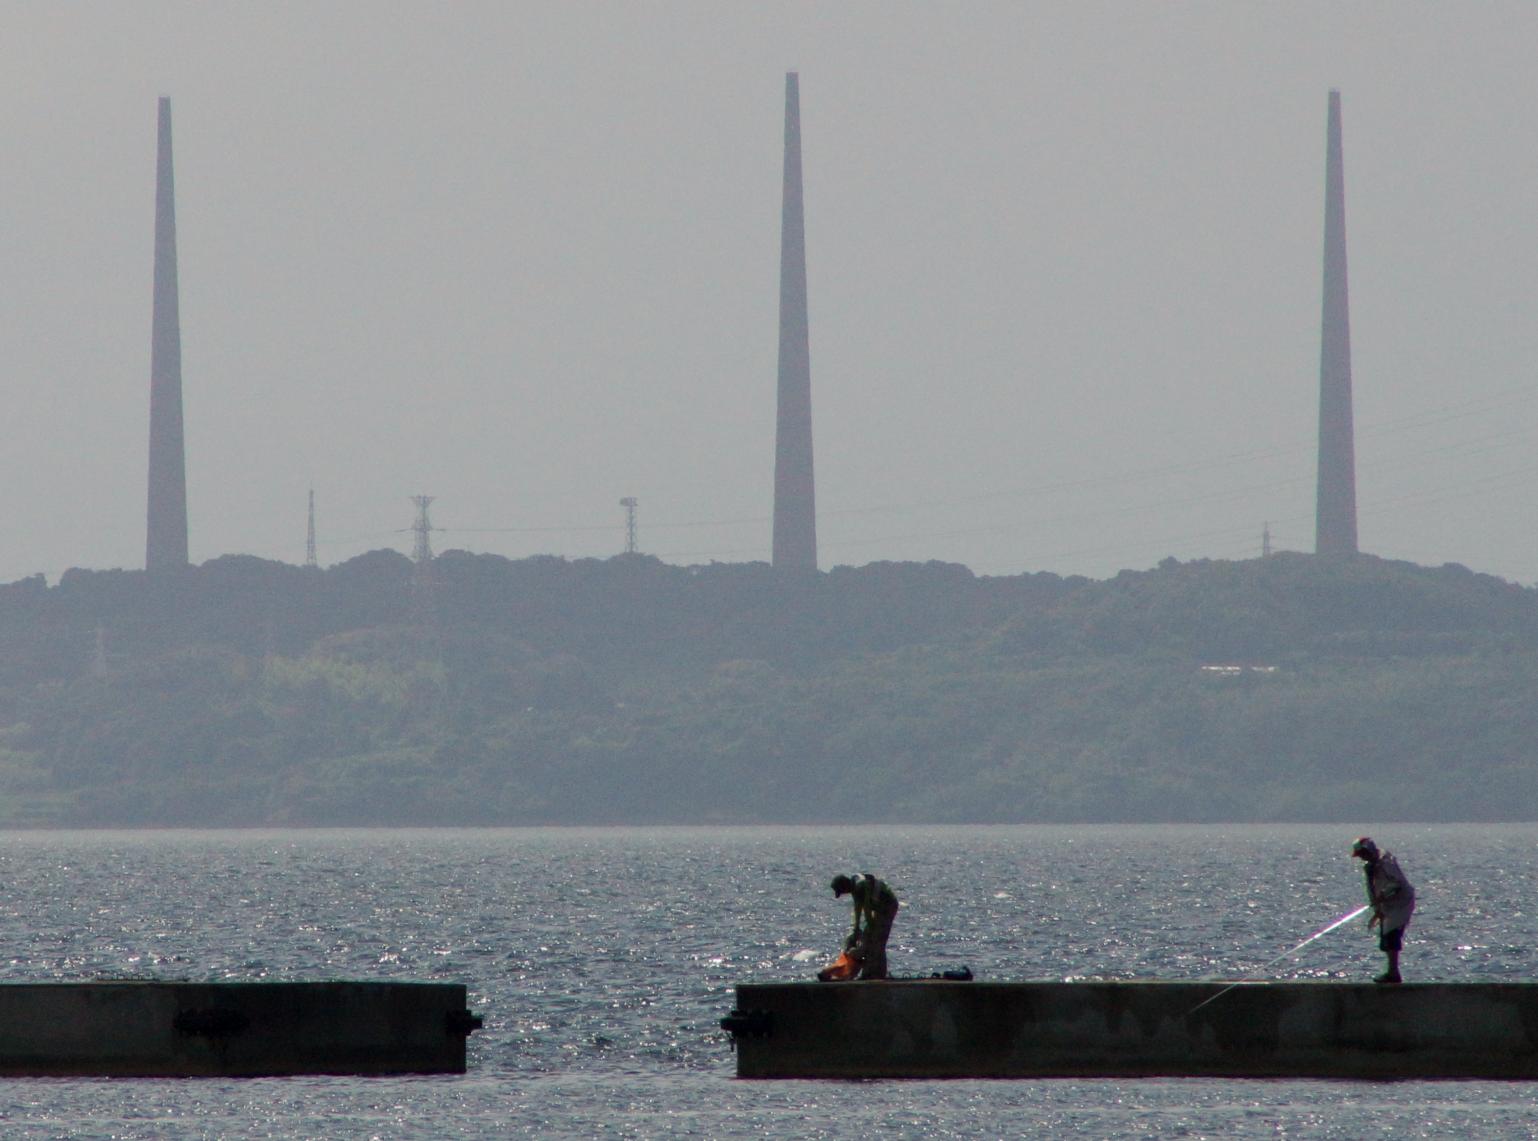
[1351,837,1377,858]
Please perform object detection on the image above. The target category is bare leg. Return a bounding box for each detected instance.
[1377,948,1402,984]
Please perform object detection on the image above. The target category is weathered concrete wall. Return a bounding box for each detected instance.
[725,980,1538,1079]
[0,981,477,1077]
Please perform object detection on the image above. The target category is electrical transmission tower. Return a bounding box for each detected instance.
[407,494,442,646]
[620,497,638,555]
[305,489,318,568]
[410,495,437,565]
[1262,521,1273,559]
[403,494,447,719]
[407,494,439,627]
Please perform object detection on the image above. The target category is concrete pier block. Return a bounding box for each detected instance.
[723,980,1538,1079]
[0,981,480,1077]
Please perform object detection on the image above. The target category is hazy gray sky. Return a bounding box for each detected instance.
[5,3,1537,585]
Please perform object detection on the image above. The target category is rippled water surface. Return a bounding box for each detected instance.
[0,824,1535,1137]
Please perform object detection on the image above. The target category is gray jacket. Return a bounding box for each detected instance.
[1366,851,1415,934]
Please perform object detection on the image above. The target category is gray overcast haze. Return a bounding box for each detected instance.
[5,3,1538,585]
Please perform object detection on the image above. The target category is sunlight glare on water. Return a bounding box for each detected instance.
[0,823,1531,1137]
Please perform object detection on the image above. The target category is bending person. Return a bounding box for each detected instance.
[830,873,900,980]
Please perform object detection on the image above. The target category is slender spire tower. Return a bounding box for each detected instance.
[1315,89,1358,556]
[146,96,189,571]
[771,71,817,571]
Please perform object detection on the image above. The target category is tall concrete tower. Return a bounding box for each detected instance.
[771,71,817,571]
[146,96,189,571]
[1314,89,1358,556]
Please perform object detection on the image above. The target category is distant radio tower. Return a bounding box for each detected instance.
[1262,521,1273,558]
[410,495,436,565]
[406,496,444,692]
[620,497,638,555]
[305,489,318,568]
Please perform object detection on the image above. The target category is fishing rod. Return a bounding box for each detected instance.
[1187,904,1370,1015]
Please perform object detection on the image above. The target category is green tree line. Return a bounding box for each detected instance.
[0,549,1533,825]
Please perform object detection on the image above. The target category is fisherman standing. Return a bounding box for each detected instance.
[830,873,899,980]
[1351,837,1415,984]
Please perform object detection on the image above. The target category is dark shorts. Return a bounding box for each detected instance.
[1379,925,1405,953]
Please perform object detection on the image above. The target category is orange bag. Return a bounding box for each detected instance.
[817,948,862,982]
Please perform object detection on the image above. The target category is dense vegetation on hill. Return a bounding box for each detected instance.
[0,549,1534,826]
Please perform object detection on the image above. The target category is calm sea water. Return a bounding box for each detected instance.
[0,824,1535,1138]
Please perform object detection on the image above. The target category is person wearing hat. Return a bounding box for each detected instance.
[829,873,900,980]
[1351,837,1415,983]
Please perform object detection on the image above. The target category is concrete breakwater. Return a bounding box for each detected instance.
[0,981,481,1077]
[722,980,1538,1079]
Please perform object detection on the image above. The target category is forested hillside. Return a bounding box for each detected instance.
[0,550,1534,825]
